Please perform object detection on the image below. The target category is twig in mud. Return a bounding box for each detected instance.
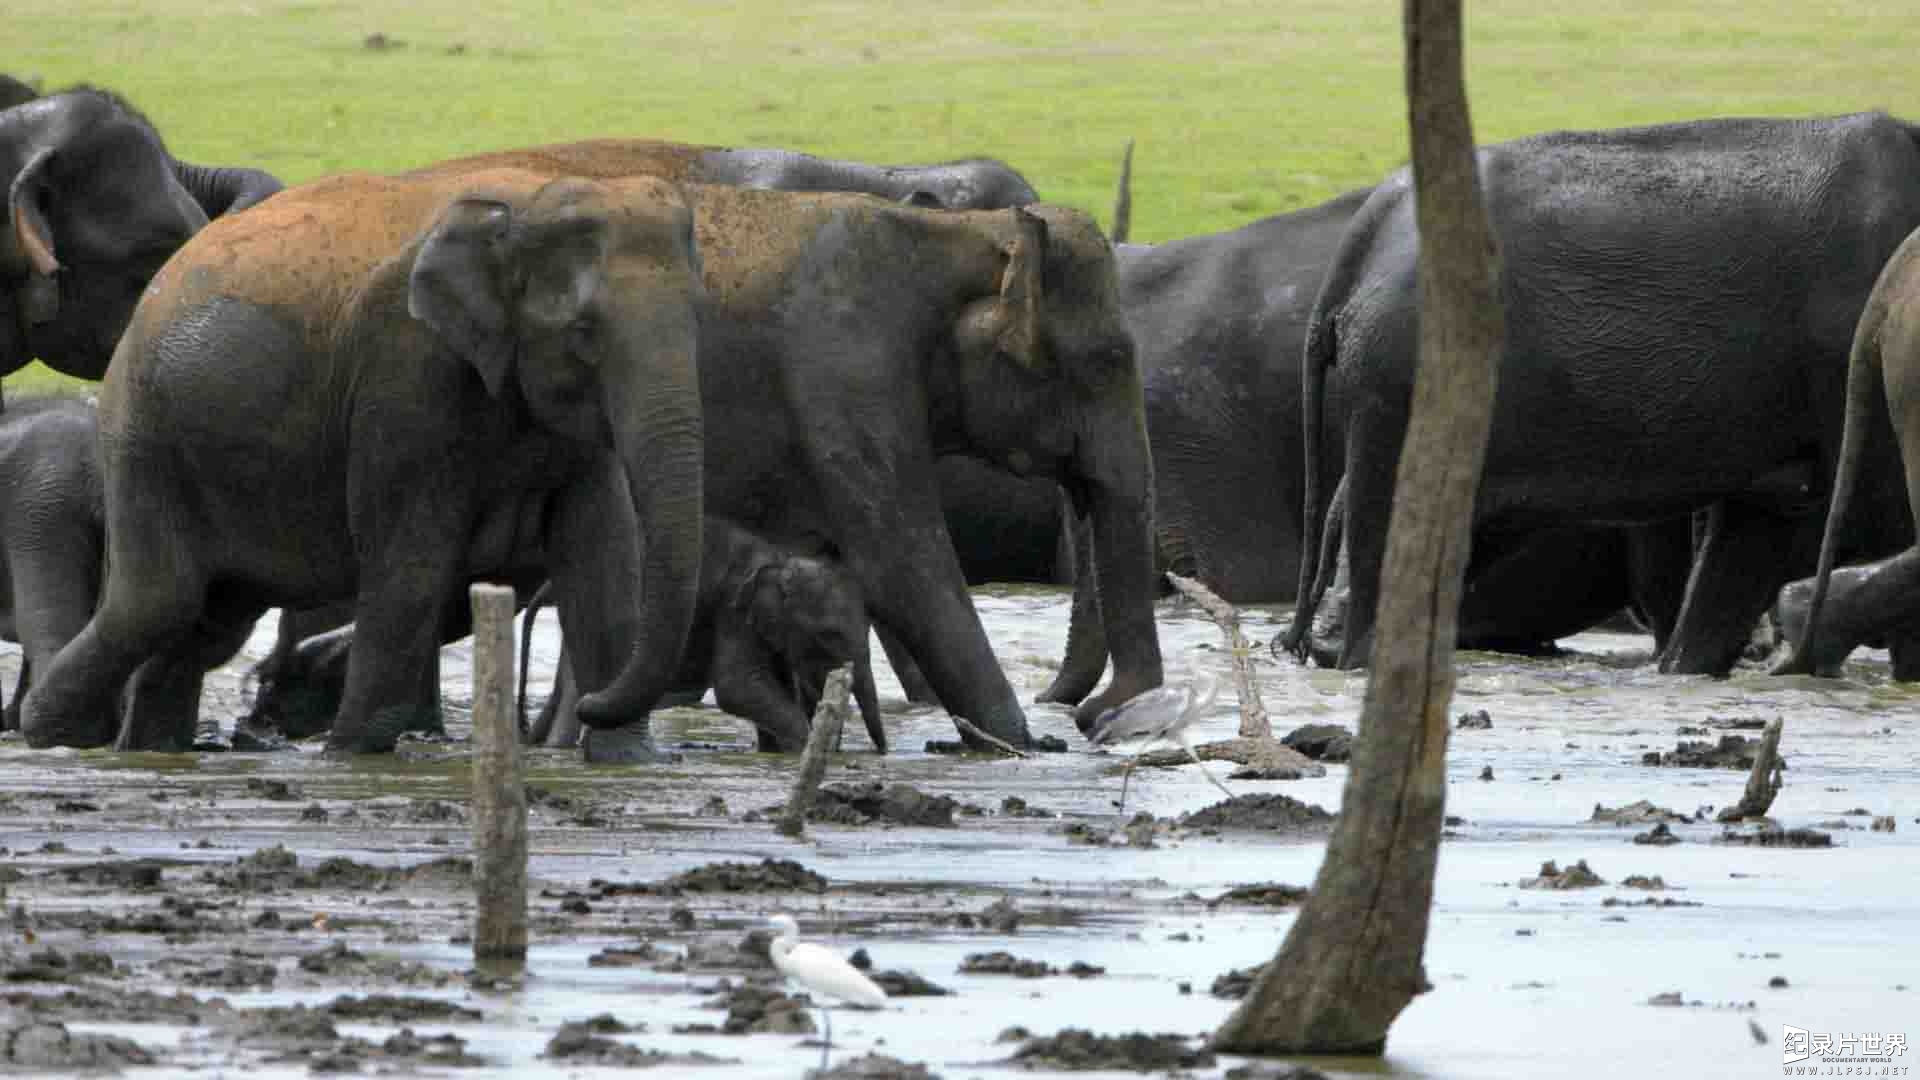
[1716,717,1784,823]
[952,716,1030,758]
[776,664,854,839]
[1165,572,1269,739]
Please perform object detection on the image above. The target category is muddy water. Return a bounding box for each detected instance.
[0,587,1914,1079]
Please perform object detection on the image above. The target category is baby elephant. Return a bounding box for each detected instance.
[0,397,104,731]
[526,519,885,753]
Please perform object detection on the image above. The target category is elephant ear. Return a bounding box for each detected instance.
[7,147,62,325]
[744,560,791,645]
[6,146,60,278]
[515,213,609,337]
[993,207,1048,371]
[407,197,516,398]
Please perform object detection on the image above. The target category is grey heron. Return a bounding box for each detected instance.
[1088,672,1234,813]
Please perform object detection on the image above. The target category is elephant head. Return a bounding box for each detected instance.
[745,553,886,753]
[407,175,707,724]
[0,87,281,381]
[940,205,1164,731]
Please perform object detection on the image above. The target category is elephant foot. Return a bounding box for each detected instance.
[21,697,115,750]
[326,703,439,755]
[582,721,666,765]
[191,720,233,753]
[754,723,809,754]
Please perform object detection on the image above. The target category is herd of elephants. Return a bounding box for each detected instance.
[3,72,1920,762]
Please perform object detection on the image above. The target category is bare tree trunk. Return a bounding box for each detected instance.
[1213,0,1502,1055]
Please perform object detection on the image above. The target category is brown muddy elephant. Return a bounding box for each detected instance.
[417,146,1162,744]
[23,169,709,754]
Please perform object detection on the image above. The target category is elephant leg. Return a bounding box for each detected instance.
[1625,518,1694,653]
[7,519,102,726]
[1659,502,1810,676]
[852,650,885,754]
[1888,622,1920,682]
[24,507,209,749]
[1332,415,1397,670]
[875,623,939,705]
[1457,528,1630,654]
[1037,511,1107,705]
[116,595,264,752]
[537,653,583,749]
[542,461,658,762]
[712,633,810,753]
[4,658,27,733]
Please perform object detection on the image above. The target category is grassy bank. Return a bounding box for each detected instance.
[8,0,1917,391]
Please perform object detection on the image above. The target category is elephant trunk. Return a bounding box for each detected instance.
[1068,399,1164,733]
[573,305,705,726]
[1036,508,1107,704]
[169,158,284,217]
[852,640,886,754]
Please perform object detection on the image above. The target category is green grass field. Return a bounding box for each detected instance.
[9,0,1920,391]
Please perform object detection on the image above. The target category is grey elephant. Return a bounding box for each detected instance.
[0,396,103,730]
[23,168,709,754]
[1289,113,1920,675]
[524,517,885,753]
[2,85,281,386]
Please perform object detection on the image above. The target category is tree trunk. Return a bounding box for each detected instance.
[1212,0,1503,1055]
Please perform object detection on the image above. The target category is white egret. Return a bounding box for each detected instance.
[1087,672,1234,813]
[765,913,887,1071]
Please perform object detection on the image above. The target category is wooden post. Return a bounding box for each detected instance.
[470,583,527,973]
[1214,0,1503,1054]
[1110,138,1136,244]
[776,664,852,839]
[1716,718,1785,822]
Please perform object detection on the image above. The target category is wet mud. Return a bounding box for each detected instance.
[0,598,1910,1078]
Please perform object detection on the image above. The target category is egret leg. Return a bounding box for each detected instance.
[1113,746,1148,815]
[1178,734,1235,801]
[819,1004,833,1073]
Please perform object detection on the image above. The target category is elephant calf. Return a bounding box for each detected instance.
[248,519,885,754]
[526,518,884,753]
[0,397,104,730]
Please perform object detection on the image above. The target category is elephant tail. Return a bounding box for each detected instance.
[516,581,553,741]
[1109,138,1134,245]
[1788,234,1909,673]
[1279,181,1400,663]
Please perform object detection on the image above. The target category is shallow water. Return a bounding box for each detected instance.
[0,587,1914,1079]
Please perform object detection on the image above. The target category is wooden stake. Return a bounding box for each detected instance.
[1215,0,1503,1053]
[776,664,852,839]
[470,583,527,973]
[1716,718,1784,822]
